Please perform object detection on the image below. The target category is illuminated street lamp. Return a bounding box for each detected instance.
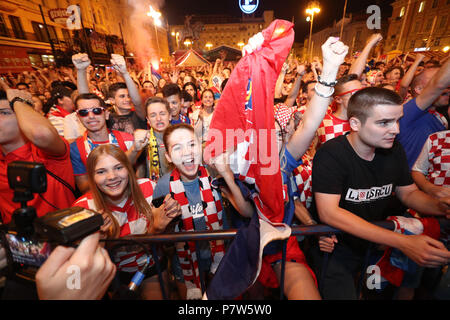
[184,39,192,48]
[205,42,213,50]
[147,5,162,57]
[171,31,180,49]
[237,42,245,50]
[305,1,320,61]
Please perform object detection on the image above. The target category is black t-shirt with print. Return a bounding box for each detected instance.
[311,134,413,254]
[107,111,147,135]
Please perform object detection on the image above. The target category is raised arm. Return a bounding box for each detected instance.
[284,63,306,108]
[6,89,66,156]
[415,57,450,111]
[398,53,425,100]
[72,53,91,94]
[348,33,383,78]
[110,54,145,120]
[286,37,348,160]
[274,63,288,99]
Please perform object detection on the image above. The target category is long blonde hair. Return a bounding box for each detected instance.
[86,144,153,238]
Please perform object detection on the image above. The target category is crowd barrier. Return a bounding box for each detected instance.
[104,218,449,300]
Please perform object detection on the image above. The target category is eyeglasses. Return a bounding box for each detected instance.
[76,107,105,117]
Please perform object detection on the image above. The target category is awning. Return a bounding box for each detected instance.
[0,45,33,73]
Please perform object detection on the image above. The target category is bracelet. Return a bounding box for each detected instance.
[314,83,334,98]
[9,97,33,112]
[318,75,337,87]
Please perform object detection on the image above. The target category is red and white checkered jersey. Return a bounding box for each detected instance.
[412,130,450,188]
[73,178,156,272]
[316,113,351,148]
[293,156,313,209]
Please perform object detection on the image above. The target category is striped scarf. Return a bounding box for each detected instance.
[169,165,225,290]
[76,130,126,166]
[147,128,160,181]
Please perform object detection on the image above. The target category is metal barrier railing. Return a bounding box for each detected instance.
[108,218,449,300]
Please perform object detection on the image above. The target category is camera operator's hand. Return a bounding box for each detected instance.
[0,244,7,270]
[36,232,116,300]
[6,89,33,105]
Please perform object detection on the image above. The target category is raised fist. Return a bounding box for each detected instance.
[133,129,150,151]
[321,37,349,69]
[72,53,91,70]
[110,54,128,74]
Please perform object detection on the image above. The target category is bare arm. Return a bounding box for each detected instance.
[395,183,450,216]
[284,65,305,108]
[7,89,66,156]
[315,191,450,267]
[415,57,450,110]
[348,33,383,78]
[110,54,145,120]
[72,53,91,94]
[398,54,425,100]
[286,38,348,160]
[274,63,288,99]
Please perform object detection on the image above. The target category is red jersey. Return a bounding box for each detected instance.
[0,140,75,224]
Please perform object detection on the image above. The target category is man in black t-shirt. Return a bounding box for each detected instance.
[312,87,450,299]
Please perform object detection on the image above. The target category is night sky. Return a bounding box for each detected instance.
[162,0,395,42]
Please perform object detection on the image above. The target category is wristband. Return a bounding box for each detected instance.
[9,97,33,111]
[314,83,334,98]
[318,75,337,87]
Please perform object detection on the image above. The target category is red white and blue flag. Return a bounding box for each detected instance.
[203,19,295,299]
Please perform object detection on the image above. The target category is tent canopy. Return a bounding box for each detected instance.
[175,49,210,67]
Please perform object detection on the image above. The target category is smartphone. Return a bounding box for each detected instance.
[152,196,165,208]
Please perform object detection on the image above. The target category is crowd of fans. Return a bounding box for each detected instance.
[0,28,449,300]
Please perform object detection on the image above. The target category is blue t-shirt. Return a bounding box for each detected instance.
[170,115,191,125]
[280,147,303,226]
[397,98,446,168]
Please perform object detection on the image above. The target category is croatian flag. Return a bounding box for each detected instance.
[203,20,295,300]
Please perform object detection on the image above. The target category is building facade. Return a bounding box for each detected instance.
[0,0,170,71]
[169,11,274,53]
[303,12,389,61]
[384,0,449,53]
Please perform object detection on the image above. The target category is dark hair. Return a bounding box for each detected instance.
[201,88,215,101]
[74,93,106,110]
[162,83,181,99]
[145,96,170,113]
[51,85,73,99]
[142,80,155,88]
[374,61,385,68]
[334,73,360,96]
[301,80,317,94]
[347,87,403,124]
[0,90,7,101]
[220,78,228,92]
[183,82,199,102]
[181,90,193,102]
[163,123,195,153]
[16,82,30,89]
[383,66,404,79]
[108,82,127,99]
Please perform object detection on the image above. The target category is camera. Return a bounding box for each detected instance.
[1,161,103,281]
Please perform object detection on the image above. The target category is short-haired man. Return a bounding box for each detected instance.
[72,53,147,135]
[47,85,75,137]
[162,83,190,125]
[312,87,450,300]
[70,93,147,193]
[141,96,171,181]
[397,58,450,168]
[0,89,76,223]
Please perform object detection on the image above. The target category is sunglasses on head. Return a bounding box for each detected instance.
[76,107,105,117]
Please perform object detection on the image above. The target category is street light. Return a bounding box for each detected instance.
[205,43,213,50]
[305,1,320,61]
[172,31,180,49]
[237,42,245,50]
[147,5,162,58]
